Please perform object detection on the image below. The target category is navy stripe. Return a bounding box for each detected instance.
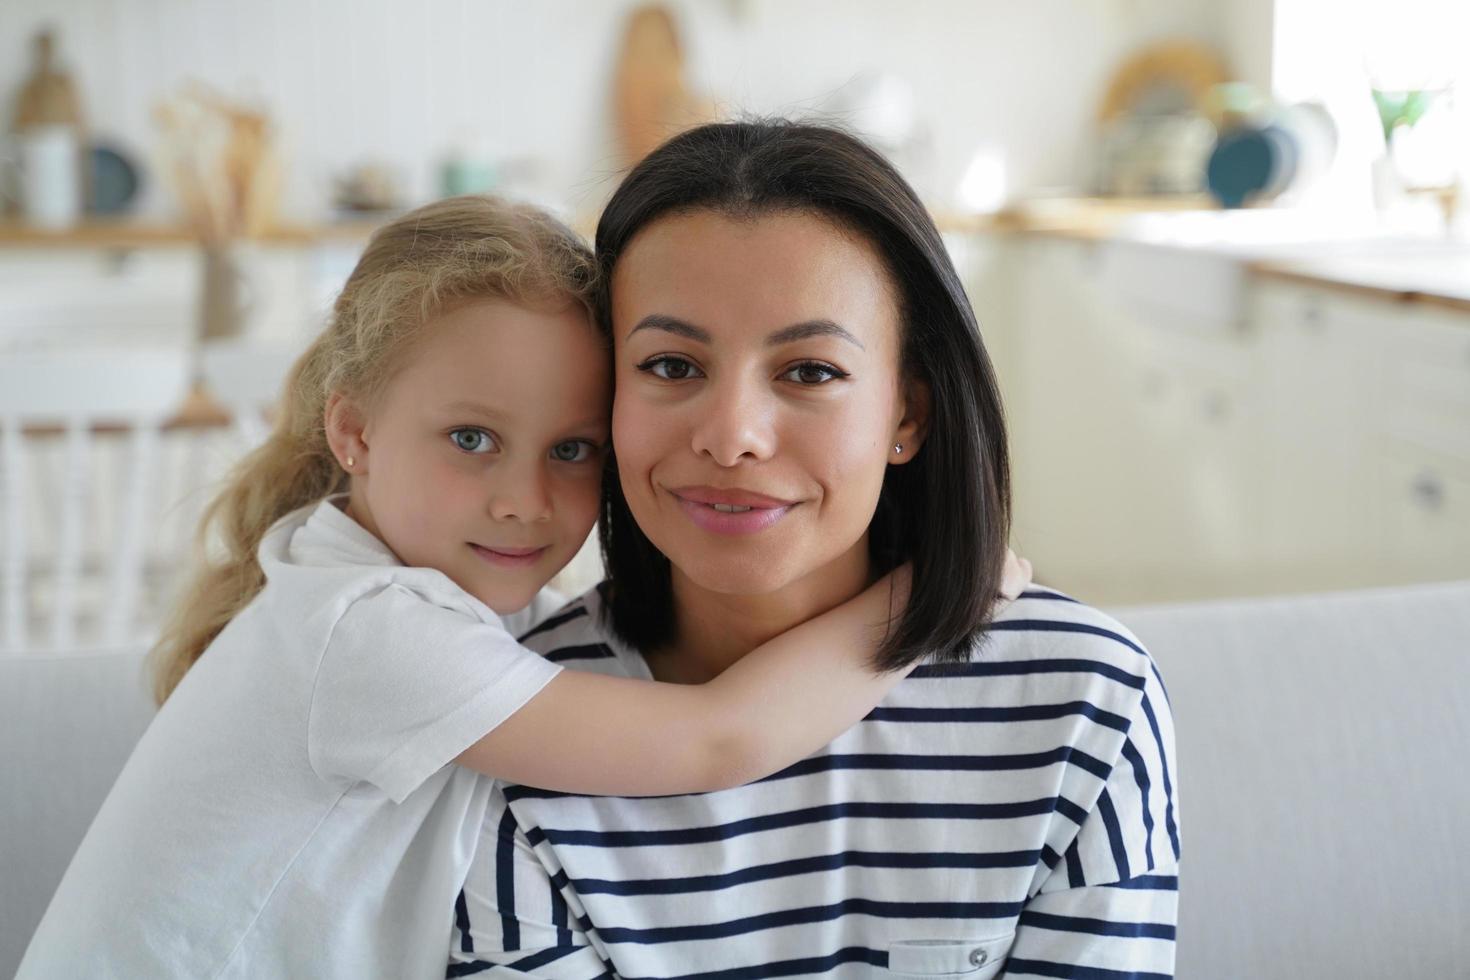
[1064,835,1086,887]
[597,898,1024,945]
[1005,958,1173,980]
[509,946,594,972]
[1019,589,1081,603]
[621,945,888,980]
[447,946,596,977]
[546,643,617,664]
[1097,788,1131,881]
[1139,693,1181,861]
[506,744,1111,802]
[495,808,521,951]
[754,747,1113,783]
[1020,910,1176,941]
[569,848,1041,896]
[867,700,1130,732]
[517,604,589,642]
[1040,844,1062,870]
[1056,795,1088,825]
[1105,874,1179,891]
[1150,658,1174,710]
[987,619,1149,660]
[550,877,572,946]
[517,798,1065,848]
[1120,738,1156,869]
[453,889,474,954]
[912,656,1145,690]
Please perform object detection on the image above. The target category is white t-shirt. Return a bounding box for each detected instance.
[17,499,564,980]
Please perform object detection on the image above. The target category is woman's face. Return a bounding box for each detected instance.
[611,209,926,598]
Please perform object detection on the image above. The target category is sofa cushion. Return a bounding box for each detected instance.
[1115,581,1470,980]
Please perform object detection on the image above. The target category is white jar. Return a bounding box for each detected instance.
[12,124,83,230]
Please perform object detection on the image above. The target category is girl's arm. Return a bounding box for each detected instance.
[454,566,908,795]
[455,550,1032,796]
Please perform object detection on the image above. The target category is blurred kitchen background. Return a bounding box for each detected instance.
[2,0,1468,652]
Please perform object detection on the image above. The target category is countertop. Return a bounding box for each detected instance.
[942,199,1470,316]
[1247,251,1470,313]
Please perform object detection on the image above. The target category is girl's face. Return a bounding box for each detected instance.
[611,209,926,599]
[336,298,610,613]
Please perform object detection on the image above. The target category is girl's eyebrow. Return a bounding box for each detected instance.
[628,314,864,350]
[443,401,505,422]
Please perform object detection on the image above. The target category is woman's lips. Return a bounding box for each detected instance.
[469,543,549,568]
[668,485,796,536]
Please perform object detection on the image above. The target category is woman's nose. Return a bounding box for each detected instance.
[489,459,553,522]
[689,375,776,466]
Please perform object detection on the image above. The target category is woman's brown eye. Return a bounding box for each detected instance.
[783,362,845,384]
[639,356,702,381]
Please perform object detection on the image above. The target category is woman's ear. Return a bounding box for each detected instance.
[324,392,369,474]
[890,376,931,466]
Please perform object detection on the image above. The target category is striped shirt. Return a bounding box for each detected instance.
[448,586,1180,979]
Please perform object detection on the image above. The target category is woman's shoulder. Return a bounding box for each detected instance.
[515,582,639,674]
[974,585,1166,711]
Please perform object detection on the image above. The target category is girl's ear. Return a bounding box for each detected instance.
[324,392,369,474]
[890,376,931,466]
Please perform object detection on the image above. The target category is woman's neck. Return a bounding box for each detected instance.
[643,537,873,685]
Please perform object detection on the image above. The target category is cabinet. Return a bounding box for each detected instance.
[978,234,1470,604]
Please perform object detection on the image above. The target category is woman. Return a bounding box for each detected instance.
[447,120,1179,978]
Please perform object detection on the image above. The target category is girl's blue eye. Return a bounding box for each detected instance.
[638,355,702,381]
[550,440,598,463]
[450,428,496,454]
[781,361,847,385]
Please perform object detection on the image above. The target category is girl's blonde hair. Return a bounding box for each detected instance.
[150,195,597,705]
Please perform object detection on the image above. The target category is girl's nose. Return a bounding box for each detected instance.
[489,459,553,522]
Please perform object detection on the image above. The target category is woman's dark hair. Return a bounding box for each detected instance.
[595,119,1010,671]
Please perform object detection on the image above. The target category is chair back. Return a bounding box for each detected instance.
[0,348,192,652]
[198,339,297,448]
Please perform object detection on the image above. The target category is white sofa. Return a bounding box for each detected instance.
[3,582,1468,978]
[1117,580,1470,979]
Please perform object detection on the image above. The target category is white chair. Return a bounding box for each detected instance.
[0,348,192,652]
[198,339,298,448]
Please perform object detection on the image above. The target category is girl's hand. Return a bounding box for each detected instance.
[1001,548,1033,600]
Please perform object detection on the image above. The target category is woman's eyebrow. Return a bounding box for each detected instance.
[766,319,864,350]
[628,314,710,343]
[628,314,864,351]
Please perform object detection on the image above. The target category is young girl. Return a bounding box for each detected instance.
[17,197,1027,979]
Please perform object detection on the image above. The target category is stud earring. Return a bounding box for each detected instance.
[345,456,356,469]
[893,444,903,455]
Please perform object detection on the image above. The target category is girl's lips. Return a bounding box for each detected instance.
[469,543,548,568]
[670,490,795,536]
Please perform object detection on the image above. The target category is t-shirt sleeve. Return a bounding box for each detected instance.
[307,583,562,803]
[1011,649,1181,976]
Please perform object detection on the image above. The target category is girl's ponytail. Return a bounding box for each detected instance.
[148,339,342,704]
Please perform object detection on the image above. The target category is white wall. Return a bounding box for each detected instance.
[2,0,1223,222]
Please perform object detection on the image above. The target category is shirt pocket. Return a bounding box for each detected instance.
[886,933,1015,979]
